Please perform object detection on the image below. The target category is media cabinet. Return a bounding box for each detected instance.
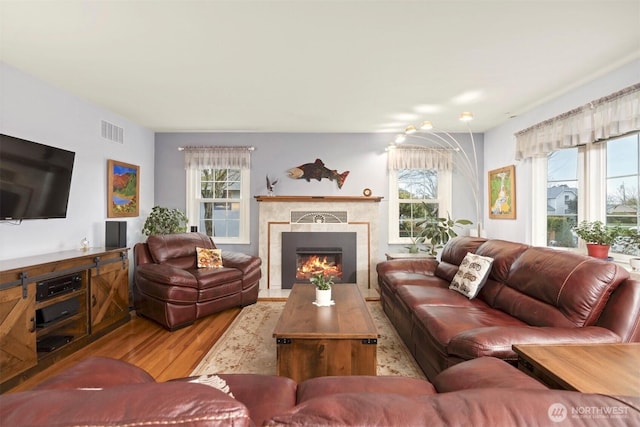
[0,248,130,392]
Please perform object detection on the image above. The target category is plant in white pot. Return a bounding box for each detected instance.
[142,206,189,236]
[310,273,334,306]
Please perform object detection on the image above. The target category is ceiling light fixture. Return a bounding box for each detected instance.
[395,134,406,144]
[419,120,433,130]
[459,111,474,122]
[405,125,417,134]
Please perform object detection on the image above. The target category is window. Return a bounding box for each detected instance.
[186,167,250,244]
[538,132,640,257]
[388,168,451,243]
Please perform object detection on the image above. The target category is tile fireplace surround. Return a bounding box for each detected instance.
[256,196,382,296]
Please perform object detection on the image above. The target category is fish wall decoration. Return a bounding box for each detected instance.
[287,159,350,189]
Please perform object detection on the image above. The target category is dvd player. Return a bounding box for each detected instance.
[36,273,82,301]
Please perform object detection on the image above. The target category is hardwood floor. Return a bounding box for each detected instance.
[7,307,241,393]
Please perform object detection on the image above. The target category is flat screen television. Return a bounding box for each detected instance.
[0,133,76,220]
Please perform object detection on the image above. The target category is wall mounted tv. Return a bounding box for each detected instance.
[0,133,76,220]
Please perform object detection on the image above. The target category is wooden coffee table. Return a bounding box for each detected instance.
[273,283,378,382]
[513,343,640,396]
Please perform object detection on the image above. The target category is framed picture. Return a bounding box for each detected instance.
[488,165,516,219]
[107,159,139,217]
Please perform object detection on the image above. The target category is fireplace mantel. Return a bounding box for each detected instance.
[255,195,383,203]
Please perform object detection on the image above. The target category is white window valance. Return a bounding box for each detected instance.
[387,145,453,171]
[181,146,254,170]
[515,83,640,160]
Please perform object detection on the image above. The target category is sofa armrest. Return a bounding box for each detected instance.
[376,258,438,277]
[135,263,198,288]
[1,382,250,427]
[449,326,622,360]
[221,251,262,275]
[33,357,154,390]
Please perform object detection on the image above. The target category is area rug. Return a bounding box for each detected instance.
[191,300,425,379]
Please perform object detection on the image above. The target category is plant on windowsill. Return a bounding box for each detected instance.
[142,206,189,236]
[417,205,473,256]
[310,273,334,306]
[572,220,622,259]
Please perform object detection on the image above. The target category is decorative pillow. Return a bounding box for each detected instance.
[449,252,494,299]
[196,247,223,268]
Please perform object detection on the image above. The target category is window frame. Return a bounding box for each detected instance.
[388,168,452,244]
[185,167,251,244]
[534,132,639,261]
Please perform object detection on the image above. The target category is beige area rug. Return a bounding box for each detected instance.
[191,300,425,379]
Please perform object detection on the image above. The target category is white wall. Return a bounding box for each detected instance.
[0,62,155,260]
[483,59,640,243]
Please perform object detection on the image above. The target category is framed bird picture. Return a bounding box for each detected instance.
[488,165,516,219]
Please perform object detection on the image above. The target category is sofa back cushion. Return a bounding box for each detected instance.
[498,247,629,327]
[474,239,529,305]
[435,237,487,282]
[147,232,216,269]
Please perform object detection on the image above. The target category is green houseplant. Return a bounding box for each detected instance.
[417,206,473,256]
[572,220,622,258]
[310,273,334,306]
[142,206,189,236]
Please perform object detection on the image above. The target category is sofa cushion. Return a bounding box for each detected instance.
[1,382,250,427]
[33,357,154,390]
[397,284,487,309]
[435,236,488,282]
[147,232,215,268]
[449,252,494,298]
[432,357,548,392]
[501,247,630,327]
[196,247,223,268]
[265,389,640,426]
[296,376,436,403]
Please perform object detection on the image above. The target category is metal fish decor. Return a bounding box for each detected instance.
[287,159,350,189]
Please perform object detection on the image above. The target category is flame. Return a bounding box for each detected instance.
[296,255,342,280]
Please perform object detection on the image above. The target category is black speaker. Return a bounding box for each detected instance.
[106,221,127,248]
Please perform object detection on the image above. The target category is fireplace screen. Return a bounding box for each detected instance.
[296,248,342,280]
[281,232,357,289]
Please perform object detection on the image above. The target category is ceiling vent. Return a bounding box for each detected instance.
[101,120,124,144]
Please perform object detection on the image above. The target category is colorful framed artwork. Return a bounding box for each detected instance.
[488,165,516,219]
[107,159,139,217]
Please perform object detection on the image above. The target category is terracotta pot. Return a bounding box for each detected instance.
[586,243,610,259]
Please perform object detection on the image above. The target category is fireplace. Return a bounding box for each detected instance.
[282,232,357,289]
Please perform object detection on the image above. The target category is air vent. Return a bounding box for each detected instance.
[291,211,348,224]
[101,120,124,144]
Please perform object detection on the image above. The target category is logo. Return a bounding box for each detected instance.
[548,403,568,422]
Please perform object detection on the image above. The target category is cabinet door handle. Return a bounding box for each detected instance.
[29,317,35,333]
[92,294,97,307]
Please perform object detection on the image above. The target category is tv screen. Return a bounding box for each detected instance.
[0,133,75,220]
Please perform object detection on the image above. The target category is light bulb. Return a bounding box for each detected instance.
[405,125,417,134]
[420,120,433,130]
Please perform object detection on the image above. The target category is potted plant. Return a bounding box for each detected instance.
[417,205,473,256]
[142,206,189,236]
[310,273,334,306]
[572,220,622,259]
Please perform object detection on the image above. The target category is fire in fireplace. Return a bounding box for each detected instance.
[296,247,343,280]
[282,232,357,289]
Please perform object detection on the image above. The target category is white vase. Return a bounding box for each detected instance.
[315,288,332,306]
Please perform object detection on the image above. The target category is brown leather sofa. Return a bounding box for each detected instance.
[377,236,640,380]
[3,356,638,426]
[133,232,261,330]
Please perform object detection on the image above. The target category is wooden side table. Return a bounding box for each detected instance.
[513,343,640,396]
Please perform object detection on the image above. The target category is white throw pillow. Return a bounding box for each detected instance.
[449,252,494,299]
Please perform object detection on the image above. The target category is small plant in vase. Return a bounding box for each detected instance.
[310,273,334,306]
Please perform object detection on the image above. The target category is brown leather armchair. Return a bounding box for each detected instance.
[133,232,261,330]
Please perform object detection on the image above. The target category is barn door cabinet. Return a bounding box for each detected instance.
[0,248,130,392]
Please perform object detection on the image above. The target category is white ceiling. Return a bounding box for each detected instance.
[1,1,639,134]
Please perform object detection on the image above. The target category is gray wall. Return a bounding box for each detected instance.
[155,132,483,260]
[0,62,156,260]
